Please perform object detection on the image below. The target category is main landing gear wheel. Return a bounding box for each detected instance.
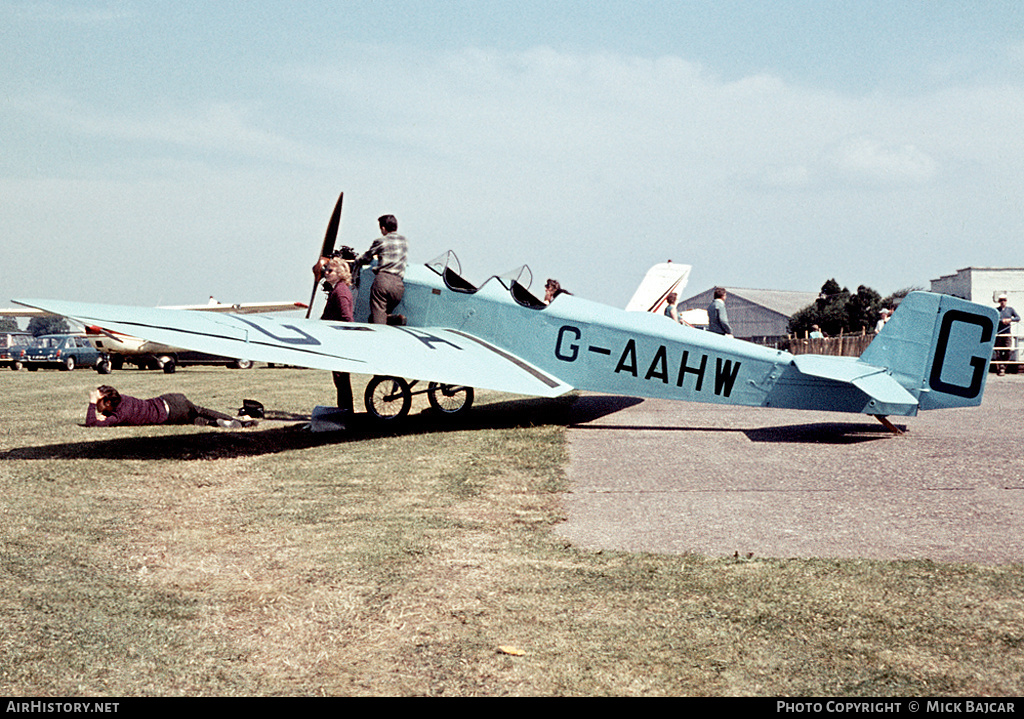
[364,376,412,421]
[427,382,474,416]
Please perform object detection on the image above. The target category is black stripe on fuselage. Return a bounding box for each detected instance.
[444,329,563,388]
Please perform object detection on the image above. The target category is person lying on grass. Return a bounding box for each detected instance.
[86,385,255,428]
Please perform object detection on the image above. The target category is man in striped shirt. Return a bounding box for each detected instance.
[357,214,408,324]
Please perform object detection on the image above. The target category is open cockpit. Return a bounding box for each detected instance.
[424,251,547,309]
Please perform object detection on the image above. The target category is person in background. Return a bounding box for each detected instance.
[995,294,1021,376]
[707,287,733,337]
[874,307,891,333]
[664,292,680,322]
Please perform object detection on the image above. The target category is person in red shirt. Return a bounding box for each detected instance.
[86,386,253,428]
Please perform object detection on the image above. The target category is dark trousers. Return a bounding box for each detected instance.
[996,334,1013,360]
[368,271,404,324]
[160,393,236,426]
[332,372,353,413]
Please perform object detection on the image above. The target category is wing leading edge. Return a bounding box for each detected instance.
[13,299,573,399]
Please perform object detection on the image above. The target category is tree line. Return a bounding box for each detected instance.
[0,316,71,336]
[788,279,919,337]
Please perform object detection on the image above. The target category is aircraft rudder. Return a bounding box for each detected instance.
[862,292,998,410]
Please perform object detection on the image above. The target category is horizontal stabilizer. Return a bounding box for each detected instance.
[792,354,918,411]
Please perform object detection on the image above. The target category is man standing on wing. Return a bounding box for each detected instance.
[356,214,408,325]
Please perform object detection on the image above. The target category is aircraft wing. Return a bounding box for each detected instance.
[13,299,573,398]
[2,302,306,316]
[161,301,308,314]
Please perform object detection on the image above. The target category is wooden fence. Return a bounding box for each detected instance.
[780,331,875,357]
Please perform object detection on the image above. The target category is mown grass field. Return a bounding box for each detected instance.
[1,366,1022,696]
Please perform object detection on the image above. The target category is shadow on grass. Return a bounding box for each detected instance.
[2,394,901,462]
[2,395,580,462]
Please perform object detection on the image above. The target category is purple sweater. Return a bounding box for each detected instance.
[86,395,169,426]
[321,282,353,322]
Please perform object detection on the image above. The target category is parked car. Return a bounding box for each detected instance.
[24,334,108,372]
[104,351,254,373]
[1,338,37,371]
[168,352,254,372]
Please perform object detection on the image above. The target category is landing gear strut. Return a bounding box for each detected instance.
[873,415,904,435]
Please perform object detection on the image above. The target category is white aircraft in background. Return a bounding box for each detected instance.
[625,261,691,314]
[0,300,307,373]
[624,260,709,327]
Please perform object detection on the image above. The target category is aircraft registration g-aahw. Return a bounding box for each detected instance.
[14,249,999,432]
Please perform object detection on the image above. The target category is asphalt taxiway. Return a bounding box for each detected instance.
[559,375,1024,565]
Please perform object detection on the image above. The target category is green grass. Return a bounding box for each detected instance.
[1,367,1022,696]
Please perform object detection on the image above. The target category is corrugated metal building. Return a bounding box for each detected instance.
[678,288,818,345]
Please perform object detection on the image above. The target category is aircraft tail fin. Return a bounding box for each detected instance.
[625,262,692,313]
[860,291,999,411]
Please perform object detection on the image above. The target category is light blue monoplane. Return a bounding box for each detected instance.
[16,252,998,434]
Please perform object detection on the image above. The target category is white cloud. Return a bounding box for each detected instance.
[826,136,938,186]
[7,94,325,168]
[272,49,1024,298]
[4,44,1024,306]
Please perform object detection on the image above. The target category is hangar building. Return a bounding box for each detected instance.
[678,288,818,346]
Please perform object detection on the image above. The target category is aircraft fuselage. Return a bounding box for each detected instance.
[358,263,905,416]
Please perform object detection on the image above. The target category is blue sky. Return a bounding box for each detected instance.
[3,1,1024,311]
